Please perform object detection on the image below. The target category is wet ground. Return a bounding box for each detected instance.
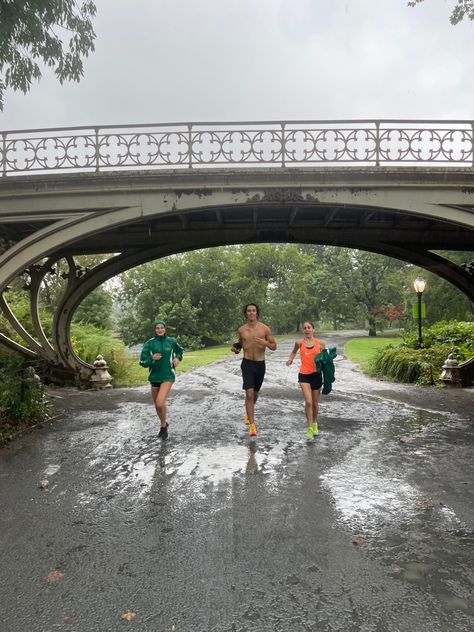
[1,333,474,632]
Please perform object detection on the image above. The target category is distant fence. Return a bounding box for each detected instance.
[2,120,474,176]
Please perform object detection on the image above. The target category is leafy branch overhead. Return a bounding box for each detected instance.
[408,0,474,25]
[0,0,97,110]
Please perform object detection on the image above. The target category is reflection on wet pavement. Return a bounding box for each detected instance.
[1,333,473,631]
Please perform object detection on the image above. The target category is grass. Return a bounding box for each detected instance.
[176,344,232,374]
[344,335,402,371]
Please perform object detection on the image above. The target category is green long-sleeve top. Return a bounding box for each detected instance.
[139,334,184,383]
[315,347,337,394]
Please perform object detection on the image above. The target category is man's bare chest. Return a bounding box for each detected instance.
[242,326,265,345]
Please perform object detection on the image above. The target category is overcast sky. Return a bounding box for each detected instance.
[1,0,473,130]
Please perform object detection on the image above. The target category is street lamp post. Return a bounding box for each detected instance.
[413,277,426,348]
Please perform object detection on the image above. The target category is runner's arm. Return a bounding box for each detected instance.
[139,340,153,368]
[286,341,299,365]
[265,327,277,351]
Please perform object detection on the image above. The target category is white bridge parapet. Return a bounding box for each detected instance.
[2,119,474,176]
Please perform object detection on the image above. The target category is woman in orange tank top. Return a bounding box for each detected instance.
[286,321,325,439]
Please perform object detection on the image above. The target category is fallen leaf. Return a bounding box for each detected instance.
[391,565,402,574]
[38,481,49,491]
[63,616,74,625]
[121,611,136,621]
[352,536,366,546]
[47,570,64,583]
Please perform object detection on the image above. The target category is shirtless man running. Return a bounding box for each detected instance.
[231,303,277,437]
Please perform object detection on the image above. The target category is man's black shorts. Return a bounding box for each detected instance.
[298,371,322,391]
[241,358,266,392]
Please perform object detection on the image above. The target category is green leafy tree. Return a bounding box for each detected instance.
[184,248,240,343]
[408,0,474,25]
[73,286,113,330]
[150,297,202,350]
[118,250,237,347]
[229,244,279,316]
[0,0,97,109]
[311,247,408,336]
[265,245,319,333]
[118,255,189,345]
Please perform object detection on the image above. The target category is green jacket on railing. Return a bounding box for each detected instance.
[315,347,337,394]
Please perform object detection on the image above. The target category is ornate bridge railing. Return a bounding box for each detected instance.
[1,120,474,176]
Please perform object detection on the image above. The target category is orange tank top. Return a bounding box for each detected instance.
[299,338,321,374]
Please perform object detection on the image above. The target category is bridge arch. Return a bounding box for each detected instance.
[1,166,473,382]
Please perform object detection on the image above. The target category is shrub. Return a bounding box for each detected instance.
[402,320,474,356]
[371,320,474,385]
[0,354,48,444]
[371,344,456,385]
[71,322,140,387]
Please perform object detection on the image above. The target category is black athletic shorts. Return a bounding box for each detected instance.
[150,382,162,388]
[298,371,322,391]
[241,358,266,392]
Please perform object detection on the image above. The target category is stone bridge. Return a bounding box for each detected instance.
[0,120,473,382]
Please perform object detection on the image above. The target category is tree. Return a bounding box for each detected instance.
[117,248,240,348]
[0,0,97,110]
[408,0,474,25]
[311,247,408,336]
[265,245,320,333]
[73,286,113,330]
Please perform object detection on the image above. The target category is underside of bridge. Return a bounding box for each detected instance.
[0,168,473,383]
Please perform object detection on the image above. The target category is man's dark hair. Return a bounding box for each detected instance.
[243,303,260,317]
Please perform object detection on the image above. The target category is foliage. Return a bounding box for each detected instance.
[401,320,474,357]
[73,286,114,330]
[370,344,457,385]
[118,248,241,348]
[0,0,97,109]
[309,247,408,336]
[375,305,405,327]
[0,288,52,341]
[408,0,474,25]
[0,353,48,444]
[70,322,132,386]
[117,244,417,345]
[370,321,474,385]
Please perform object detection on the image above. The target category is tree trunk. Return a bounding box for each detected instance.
[368,316,377,337]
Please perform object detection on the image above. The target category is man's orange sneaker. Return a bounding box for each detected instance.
[249,423,257,437]
[243,415,250,425]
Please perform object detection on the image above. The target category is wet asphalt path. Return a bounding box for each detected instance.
[1,334,474,632]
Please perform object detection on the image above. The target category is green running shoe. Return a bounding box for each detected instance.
[311,422,319,435]
[306,427,314,440]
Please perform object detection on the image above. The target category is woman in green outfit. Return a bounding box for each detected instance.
[139,320,184,440]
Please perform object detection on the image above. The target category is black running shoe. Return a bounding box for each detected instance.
[158,423,169,440]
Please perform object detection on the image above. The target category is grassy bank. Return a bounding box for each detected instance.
[344,335,401,371]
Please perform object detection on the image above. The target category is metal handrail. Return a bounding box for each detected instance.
[1,119,473,176]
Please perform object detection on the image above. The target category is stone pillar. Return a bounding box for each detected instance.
[89,355,113,389]
[440,353,461,388]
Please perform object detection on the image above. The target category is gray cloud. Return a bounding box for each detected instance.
[1,0,473,130]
